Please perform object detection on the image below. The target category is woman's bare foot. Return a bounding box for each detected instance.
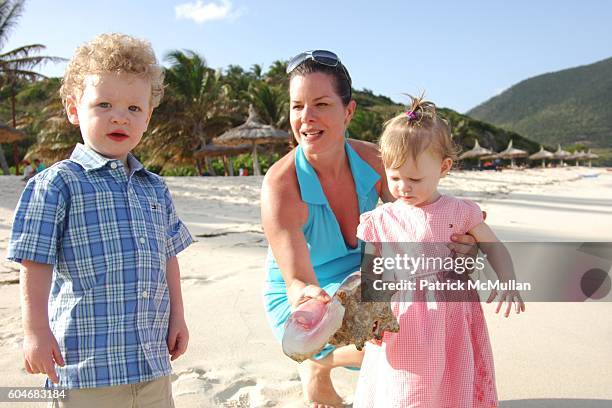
[298,359,344,408]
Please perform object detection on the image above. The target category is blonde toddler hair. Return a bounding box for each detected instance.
[60,33,164,108]
[379,95,459,169]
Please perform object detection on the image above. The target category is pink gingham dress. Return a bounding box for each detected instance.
[354,195,498,408]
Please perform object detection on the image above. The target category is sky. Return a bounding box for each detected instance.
[4,0,612,113]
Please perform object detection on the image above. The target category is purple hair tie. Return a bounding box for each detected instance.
[405,110,418,122]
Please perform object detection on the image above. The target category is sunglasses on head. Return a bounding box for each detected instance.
[286,50,341,73]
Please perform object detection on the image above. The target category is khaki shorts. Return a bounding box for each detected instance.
[50,376,174,408]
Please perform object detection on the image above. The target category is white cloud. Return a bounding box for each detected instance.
[175,0,241,24]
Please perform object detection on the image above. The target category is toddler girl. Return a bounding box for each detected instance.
[354,96,525,407]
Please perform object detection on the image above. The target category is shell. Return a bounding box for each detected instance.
[282,272,400,362]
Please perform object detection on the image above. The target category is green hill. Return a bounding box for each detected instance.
[467,57,612,148]
[350,90,541,157]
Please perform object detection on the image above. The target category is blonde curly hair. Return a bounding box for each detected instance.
[60,33,164,108]
[379,94,459,169]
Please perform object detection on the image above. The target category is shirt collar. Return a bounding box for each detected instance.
[69,143,144,173]
[295,140,380,205]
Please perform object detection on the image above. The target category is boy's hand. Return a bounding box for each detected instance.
[22,328,65,384]
[486,289,526,317]
[167,315,189,361]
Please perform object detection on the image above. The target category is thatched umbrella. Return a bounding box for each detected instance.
[585,149,599,168]
[213,105,289,176]
[529,145,554,168]
[0,122,26,144]
[567,150,589,167]
[498,140,528,168]
[194,144,252,176]
[458,139,493,167]
[553,144,571,166]
[0,122,27,175]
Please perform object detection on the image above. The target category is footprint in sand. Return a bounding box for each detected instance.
[220,379,304,408]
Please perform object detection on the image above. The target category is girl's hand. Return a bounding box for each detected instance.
[292,284,331,310]
[486,289,526,317]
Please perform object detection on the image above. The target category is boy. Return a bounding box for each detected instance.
[7,33,193,407]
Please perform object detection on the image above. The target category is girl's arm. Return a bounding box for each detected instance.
[468,222,526,316]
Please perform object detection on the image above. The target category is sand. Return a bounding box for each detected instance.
[1,166,611,407]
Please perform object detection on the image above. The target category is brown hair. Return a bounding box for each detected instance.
[288,58,353,106]
[60,33,164,108]
[379,94,459,169]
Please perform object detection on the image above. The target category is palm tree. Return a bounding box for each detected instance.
[26,89,80,164]
[144,50,235,175]
[264,60,288,88]
[246,81,288,129]
[0,0,64,174]
[348,109,384,142]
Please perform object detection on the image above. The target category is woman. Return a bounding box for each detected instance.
[261,50,477,407]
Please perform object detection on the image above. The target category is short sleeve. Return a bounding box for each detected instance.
[163,184,193,258]
[461,199,484,232]
[7,179,67,265]
[356,210,381,243]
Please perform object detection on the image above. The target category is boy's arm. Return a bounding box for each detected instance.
[166,256,188,361]
[468,222,525,316]
[20,260,64,383]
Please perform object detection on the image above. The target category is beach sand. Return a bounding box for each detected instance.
[1,167,611,407]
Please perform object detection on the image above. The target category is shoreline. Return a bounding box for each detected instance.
[0,167,611,407]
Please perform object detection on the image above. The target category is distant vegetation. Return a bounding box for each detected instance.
[0,66,563,175]
[468,56,612,154]
[3,0,606,174]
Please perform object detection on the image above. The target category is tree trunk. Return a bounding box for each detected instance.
[0,144,10,175]
[195,158,203,176]
[11,84,20,176]
[205,156,216,176]
[227,157,234,176]
[252,143,261,176]
[222,155,229,176]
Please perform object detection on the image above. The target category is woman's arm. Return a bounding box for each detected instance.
[261,163,331,309]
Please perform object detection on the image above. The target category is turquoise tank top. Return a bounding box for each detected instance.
[265,140,381,287]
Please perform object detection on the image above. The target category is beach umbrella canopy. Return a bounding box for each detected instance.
[194,144,252,176]
[194,144,252,158]
[567,150,589,166]
[0,122,26,144]
[498,140,528,159]
[585,149,599,168]
[213,105,289,175]
[529,146,554,160]
[553,144,571,161]
[459,139,493,160]
[585,149,599,160]
[529,145,554,168]
[498,140,528,167]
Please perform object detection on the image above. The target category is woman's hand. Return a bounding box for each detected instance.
[447,233,479,258]
[290,284,331,310]
[446,211,488,262]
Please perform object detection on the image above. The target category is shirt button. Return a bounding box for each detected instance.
[142,290,148,298]
[144,343,150,351]
[110,162,118,169]
[139,237,146,244]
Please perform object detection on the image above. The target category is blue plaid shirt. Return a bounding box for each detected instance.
[7,144,193,388]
